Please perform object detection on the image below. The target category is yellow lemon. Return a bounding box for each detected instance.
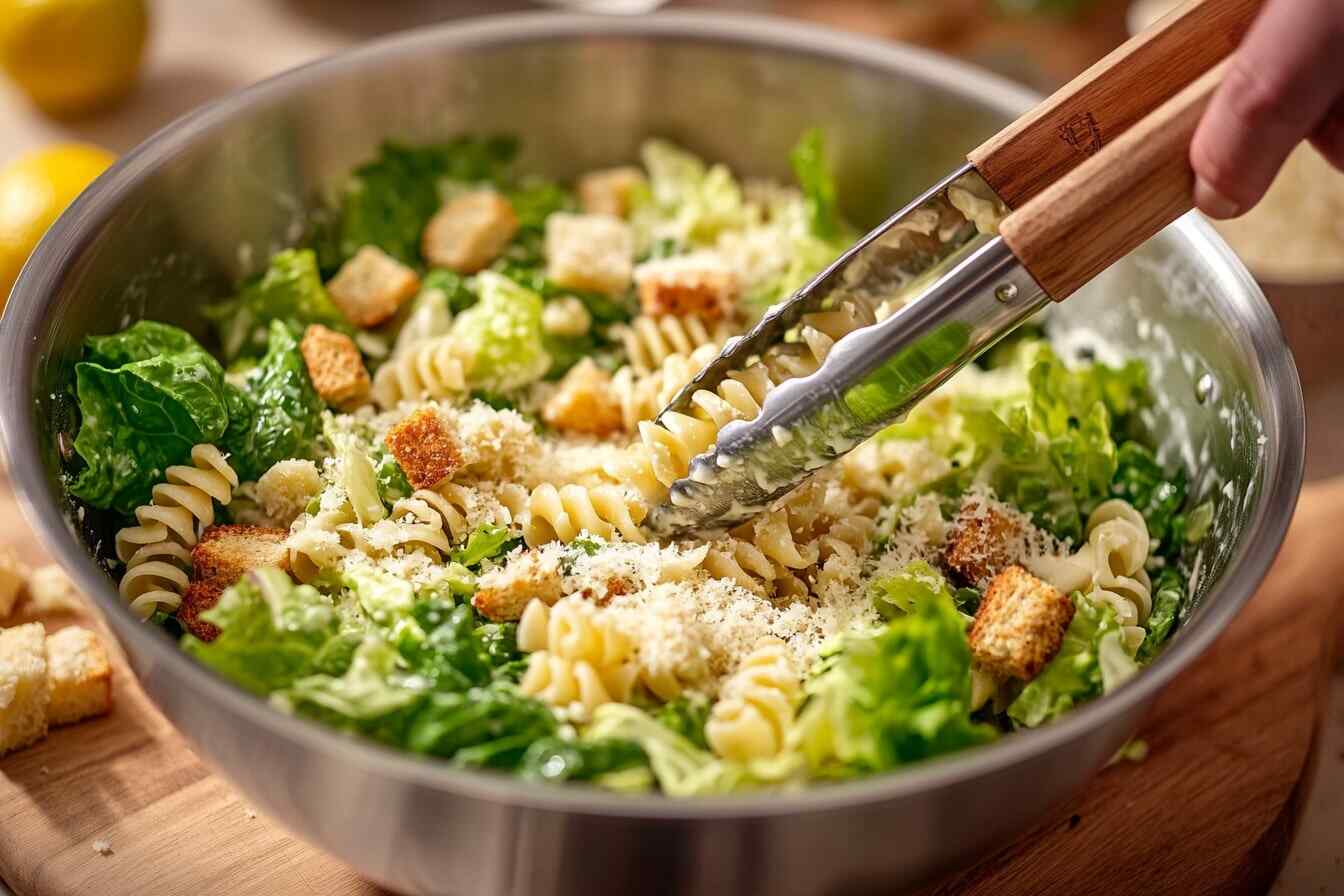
[0,143,114,307]
[0,0,149,116]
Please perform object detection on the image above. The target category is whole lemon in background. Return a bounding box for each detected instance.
[0,0,148,117]
[0,143,114,307]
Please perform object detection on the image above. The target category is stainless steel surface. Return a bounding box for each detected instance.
[648,238,1048,534]
[0,12,1303,896]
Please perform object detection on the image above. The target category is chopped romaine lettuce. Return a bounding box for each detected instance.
[406,684,557,768]
[70,322,233,513]
[204,249,350,362]
[653,695,713,751]
[792,575,996,776]
[182,568,341,695]
[336,137,519,266]
[451,524,521,568]
[869,559,957,620]
[519,736,650,785]
[789,128,840,241]
[1008,593,1136,728]
[1137,568,1185,662]
[371,445,412,504]
[221,321,325,482]
[631,139,747,251]
[449,271,551,392]
[1109,441,1188,552]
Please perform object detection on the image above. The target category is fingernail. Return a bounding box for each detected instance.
[1195,177,1241,219]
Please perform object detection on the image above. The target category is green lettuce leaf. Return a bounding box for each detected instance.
[406,683,557,768]
[449,271,551,392]
[1008,593,1137,728]
[205,249,351,362]
[869,559,956,620]
[792,570,996,776]
[1137,568,1185,662]
[519,736,649,785]
[182,568,340,695]
[790,128,840,241]
[70,322,233,513]
[653,695,712,751]
[337,137,519,266]
[222,321,325,482]
[630,139,747,251]
[451,524,521,568]
[1110,441,1188,552]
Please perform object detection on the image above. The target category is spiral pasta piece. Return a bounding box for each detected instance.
[614,298,880,505]
[1028,499,1152,637]
[287,503,359,583]
[518,597,639,720]
[697,509,816,598]
[115,445,238,618]
[610,342,721,432]
[706,637,801,762]
[521,483,648,547]
[371,333,471,409]
[611,313,734,376]
[412,482,521,544]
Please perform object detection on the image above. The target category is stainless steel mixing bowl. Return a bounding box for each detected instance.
[0,12,1304,895]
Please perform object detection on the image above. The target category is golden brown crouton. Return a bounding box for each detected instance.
[472,550,563,622]
[384,407,465,490]
[635,259,739,320]
[327,245,421,327]
[0,547,29,619]
[944,500,1023,588]
[969,566,1074,681]
[300,324,371,409]
[179,525,289,642]
[45,626,111,726]
[577,166,646,218]
[422,190,519,273]
[545,212,633,296]
[541,359,624,437]
[0,622,49,756]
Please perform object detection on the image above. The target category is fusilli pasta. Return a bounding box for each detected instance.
[705,637,801,762]
[611,313,734,376]
[115,445,238,618]
[521,483,648,547]
[518,597,639,720]
[371,333,471,409]
[610,343,721,432]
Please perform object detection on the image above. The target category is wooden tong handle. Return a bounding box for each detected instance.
[999,60,1227,302]
[969,0,1259,209]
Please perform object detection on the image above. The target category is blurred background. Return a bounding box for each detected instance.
[0,2,1339,890]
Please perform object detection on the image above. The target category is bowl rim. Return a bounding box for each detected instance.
[0,9,1305,820]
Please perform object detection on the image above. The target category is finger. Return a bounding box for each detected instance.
[1309,97,1344,173]
[1190,0,1344,218]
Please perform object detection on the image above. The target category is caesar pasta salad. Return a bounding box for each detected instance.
[62,132,1206,793]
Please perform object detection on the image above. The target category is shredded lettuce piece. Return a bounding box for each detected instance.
[449,271,551,392]
[182,568,341,695]
[451,524,522,568]
[869,559,956,620]
[221,320,325,482]
[789,128,840,241]
[1137,568,1185,662]
[204,249,350,362]
[1008,593,1137,728]
[653,695,713,751]
[630,139,747,252]
[334,137,519,267]
[519,736,650,786]
[792,570,996,777]
[1109,441,1188,551]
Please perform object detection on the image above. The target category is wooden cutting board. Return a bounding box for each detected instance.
[1,478,1340,896]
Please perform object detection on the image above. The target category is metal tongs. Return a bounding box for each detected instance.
[646,0,1260,536]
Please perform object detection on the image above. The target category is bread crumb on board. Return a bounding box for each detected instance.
[92,838,113,856]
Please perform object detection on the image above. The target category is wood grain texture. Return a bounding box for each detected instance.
[968,0,1258,209]
[1000,61,1225,302]
[0,475,1339,896]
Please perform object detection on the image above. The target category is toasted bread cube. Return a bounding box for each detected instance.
[179,525,289,642]
[255,459,324,528]
[384,407,465,490]
[300,324,371,409]
[0,548,29,619]
[545,212,633,296]
[327,245,421,328]
[542,359,624,437]
[577,166,646,218]
[472,550,563,622]
[422,190,519,273]
[45,627,111,726]
[25,565,81,615]
[635,257,739,320]
[0,623,49,756]
[969,566,1074,681]
[944,501,1023,588]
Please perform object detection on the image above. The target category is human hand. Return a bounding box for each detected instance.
[1190,0,1344,219]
